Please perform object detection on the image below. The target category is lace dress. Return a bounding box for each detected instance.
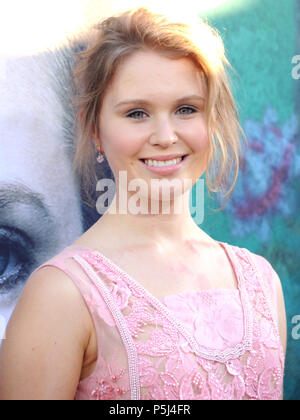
[32,242,285,400]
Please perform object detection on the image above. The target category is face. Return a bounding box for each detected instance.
[0,55,83,333]
[97,50,210,204]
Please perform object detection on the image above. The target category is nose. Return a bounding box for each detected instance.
[149,117,178,148]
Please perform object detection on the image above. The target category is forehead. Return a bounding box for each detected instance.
[106,50,206,102]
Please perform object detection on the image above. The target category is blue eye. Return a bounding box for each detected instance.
[126,109,148,120]
[176,106,197,115]
[0,227,34,299]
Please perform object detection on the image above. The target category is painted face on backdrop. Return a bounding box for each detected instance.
[0,54,84,334]
[97,50,210,209]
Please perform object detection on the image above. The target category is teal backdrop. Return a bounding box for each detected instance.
[196,0,300,400]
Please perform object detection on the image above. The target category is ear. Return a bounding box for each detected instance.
[78,109,101,149]
[91,123,100,147]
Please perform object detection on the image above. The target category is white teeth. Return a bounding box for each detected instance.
[144,157,183,167]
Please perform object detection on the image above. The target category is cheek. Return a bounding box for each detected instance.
[185,120,210,154]
[102,126,145,158]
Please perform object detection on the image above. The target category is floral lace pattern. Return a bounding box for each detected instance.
[40,243,284,400]
[162,290,244,351]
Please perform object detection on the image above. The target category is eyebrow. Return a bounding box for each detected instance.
[114,95,206,109]
[0,183,52,221]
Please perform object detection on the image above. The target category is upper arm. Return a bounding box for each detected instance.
[255,254,287,357]
[271,269,287,401]
[0,266,92,400]
[272,269,287,358]
[253,254,287,400]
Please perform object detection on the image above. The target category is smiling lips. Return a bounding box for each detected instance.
[141,154,186,161]
[140,154,188,175]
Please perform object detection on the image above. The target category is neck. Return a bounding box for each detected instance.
[95,189,209,250]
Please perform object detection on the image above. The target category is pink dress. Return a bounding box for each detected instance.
[32,241,285,400]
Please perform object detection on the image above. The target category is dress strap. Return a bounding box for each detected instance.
[72,254,141,401]
[238,247,281,337]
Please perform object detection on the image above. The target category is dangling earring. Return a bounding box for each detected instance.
[95,142,105,163]
[96,150,105,163]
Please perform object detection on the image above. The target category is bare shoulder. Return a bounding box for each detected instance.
[26,264,88,302]
[0,265,92,399]
[13,265,93,338]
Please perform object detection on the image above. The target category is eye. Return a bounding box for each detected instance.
[176,105,197,115]
[0,227,34,301]
[126,109,148,120]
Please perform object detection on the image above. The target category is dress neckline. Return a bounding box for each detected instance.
[68,240,240,296]
[67,241,253,362]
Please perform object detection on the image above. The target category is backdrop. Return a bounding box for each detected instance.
[201,0,300,400]
[0,0,299,400]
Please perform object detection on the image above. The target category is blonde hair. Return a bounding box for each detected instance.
[73,7,245,206]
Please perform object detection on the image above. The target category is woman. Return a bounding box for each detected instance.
[0,7,286,400]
